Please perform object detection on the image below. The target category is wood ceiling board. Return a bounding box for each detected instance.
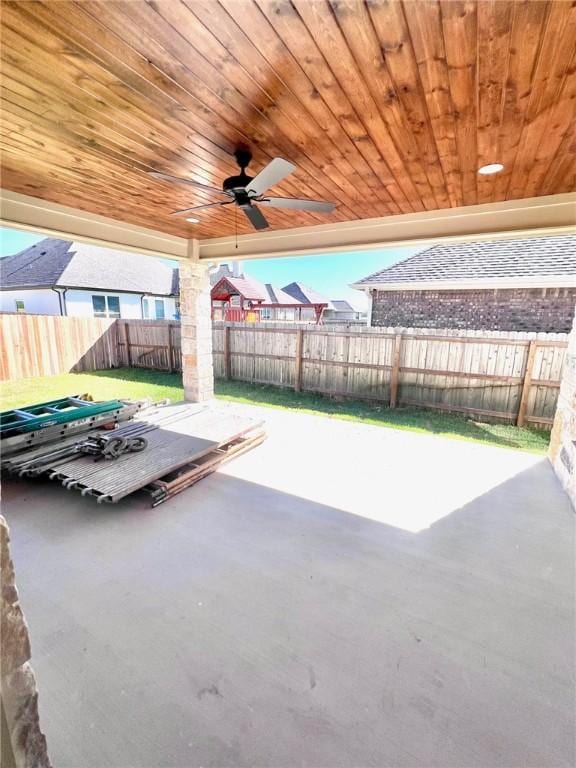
[0,0,574,240]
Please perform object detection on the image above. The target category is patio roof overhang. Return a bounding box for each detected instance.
[1,189,574,263]
[0,1,574,262]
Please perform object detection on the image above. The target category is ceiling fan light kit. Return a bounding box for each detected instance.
[149,148,336,231]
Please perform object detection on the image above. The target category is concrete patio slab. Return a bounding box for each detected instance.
[2,405,574,768]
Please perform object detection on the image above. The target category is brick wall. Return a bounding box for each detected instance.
[371,287,576,332]
[549,310,576,509]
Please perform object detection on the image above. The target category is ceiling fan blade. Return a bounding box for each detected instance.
[258,196,335,213]
[246,158,296,196]
[148,171,226,196]
[171,201,233,217]
[241,204,269,231]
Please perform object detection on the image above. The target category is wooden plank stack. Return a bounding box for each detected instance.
[3,403,265,505]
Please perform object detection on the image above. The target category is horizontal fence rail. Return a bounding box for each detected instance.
[212,322,567,428]
[0,314,568,428]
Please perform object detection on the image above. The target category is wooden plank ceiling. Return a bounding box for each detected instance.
[1,0,575,240]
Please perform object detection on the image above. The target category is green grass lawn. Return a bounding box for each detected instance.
[0,367,550,454]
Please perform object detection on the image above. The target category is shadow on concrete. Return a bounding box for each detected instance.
[1,457,574,768]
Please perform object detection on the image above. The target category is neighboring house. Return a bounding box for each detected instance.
[211,269,329,323]
[211,275,325,323]
[281,282,330,323]
[323,299,366,323]
[210,262,243,287]
[0,239,179,320]
[352,236,576,333]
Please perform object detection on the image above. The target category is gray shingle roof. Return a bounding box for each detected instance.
[213,276,268,301]
[330,299,355,311]
[0,238,178,296]
[353,236,576,288]
[263,283,301,304]
[282,282,330,305]
[0,239,75,288]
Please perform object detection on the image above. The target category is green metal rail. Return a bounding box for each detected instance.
[0,396,124,437]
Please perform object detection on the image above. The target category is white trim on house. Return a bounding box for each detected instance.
[0,287,178,319]
[2,189,574,264]
[351,276,576,292]
[365,290,373,327]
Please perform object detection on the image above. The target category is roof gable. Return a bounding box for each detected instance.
[0,238,74,288]
[211,276,268,301]
[353,236,576,289]
[330,300,355,311]
[263,283,302,305]
[282,282,330,305]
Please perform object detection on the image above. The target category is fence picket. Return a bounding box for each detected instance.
[0,315,567,429]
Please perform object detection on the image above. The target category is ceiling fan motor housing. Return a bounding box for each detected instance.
[222,171,254,195]
[223,147,255,195]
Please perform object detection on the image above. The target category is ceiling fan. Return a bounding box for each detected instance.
[148,148,336,231]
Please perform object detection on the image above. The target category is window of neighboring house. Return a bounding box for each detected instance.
[15,300,25,313]
[92,295,121,319]
[107,296,120,318]
[142,298,150,319]
[260,307,271,320]
[155,299,165,319]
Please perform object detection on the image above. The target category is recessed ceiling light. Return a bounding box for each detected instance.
[478,163,504,175]
[186,217,200,223]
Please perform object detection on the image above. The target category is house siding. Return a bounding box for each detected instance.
[0,289,178,319]
[371,287,576,333]
[65,289,143,319]
[0,288,61,315]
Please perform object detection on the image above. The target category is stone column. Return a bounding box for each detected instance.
[180,239,214,402]
[549,306,576,508]
[1,516,51,768]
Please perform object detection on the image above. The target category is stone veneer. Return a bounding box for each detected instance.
[371,287,576,332]
[179,257,214,402]
[1,516,51,767]
[549,309,576,508]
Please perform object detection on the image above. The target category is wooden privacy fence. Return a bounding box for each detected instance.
[213,323,568,428]
[0,313,120,380]
[0,314,568,428]
[116,319,182,372]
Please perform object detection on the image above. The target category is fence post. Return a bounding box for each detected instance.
[517,340,537,427]
[114,320,121,367]
[167,323,175,373]
[294,328,304,392]
[124,322,132,367]
[389,333,402,408]
[223,325,231,380]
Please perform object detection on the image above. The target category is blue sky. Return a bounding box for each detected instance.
[0,227,419,310]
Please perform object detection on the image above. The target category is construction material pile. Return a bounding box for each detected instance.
[1,398,264,506]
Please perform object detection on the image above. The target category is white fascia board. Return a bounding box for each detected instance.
[0,190,189,259]
[350,276,576,291]
[3,188,574,266]
[198,193,576,261]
